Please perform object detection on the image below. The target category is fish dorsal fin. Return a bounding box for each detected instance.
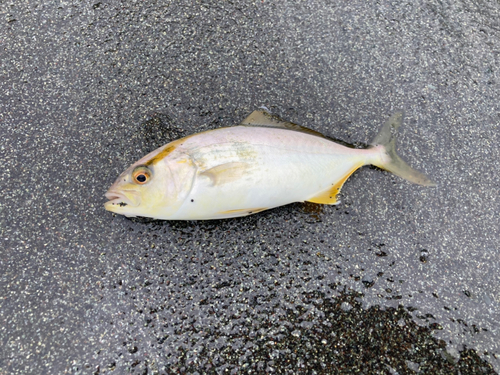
[240,109,327,138]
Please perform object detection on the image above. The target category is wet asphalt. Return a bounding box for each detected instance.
[1,0,499,374]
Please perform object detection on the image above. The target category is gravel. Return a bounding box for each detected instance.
[1,0,499,373]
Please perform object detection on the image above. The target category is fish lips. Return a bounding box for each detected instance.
[104,189,140,211]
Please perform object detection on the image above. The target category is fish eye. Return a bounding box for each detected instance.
[132,166,151,185]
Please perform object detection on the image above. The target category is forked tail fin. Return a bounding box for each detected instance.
[370,112,435,186]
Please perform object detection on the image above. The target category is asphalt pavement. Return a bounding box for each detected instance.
[1,0,499,374]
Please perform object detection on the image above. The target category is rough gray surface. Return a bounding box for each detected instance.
[1,0,499,374]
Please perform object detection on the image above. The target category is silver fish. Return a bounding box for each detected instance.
[104,110,434,220]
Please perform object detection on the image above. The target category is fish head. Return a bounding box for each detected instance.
[104,162,171,218]
[105,140,197,219]
[104,138,196,220]
[103,148,197,219]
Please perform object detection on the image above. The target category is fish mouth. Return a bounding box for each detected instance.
[104,189,139,210]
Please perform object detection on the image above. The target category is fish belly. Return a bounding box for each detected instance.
[169,127,369,220]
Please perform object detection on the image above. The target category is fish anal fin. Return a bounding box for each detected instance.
[200,162,250,186]
[306,163,363,205]
[240,109,326,138]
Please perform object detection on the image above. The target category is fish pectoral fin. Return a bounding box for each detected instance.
[306,163,363,205]
[240,109,326,138]
[199,162,251,186]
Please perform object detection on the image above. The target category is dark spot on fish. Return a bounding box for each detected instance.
[191,199,194,202]
[249,211,253,214]
[119,202,128,207]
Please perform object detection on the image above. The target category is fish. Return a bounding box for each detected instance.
[104,109,434,220]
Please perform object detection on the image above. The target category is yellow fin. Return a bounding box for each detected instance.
[219,207,267,215]
[200,162,250,186]
[306,163,363,205]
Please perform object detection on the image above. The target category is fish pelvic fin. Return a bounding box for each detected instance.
[369,111,436,186]
[306,162,364,205]
[219,207,268,216]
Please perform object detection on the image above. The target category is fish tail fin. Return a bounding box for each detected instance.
[369,111,435,186]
